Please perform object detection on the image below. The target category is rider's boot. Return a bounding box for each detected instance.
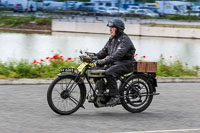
[105,75,120,106]
[106,95,120,106]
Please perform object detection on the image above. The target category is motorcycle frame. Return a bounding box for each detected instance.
[59,64,158,100]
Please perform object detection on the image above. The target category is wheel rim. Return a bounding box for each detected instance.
[51,78,81,113]
[123,78,150,110]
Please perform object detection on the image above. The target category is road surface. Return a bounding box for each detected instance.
[0,83,200,133]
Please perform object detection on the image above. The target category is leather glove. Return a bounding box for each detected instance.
[82,56,92,62]
[85,56,92,61]
[96,59,105,66]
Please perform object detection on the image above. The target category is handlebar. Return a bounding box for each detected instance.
[79,51,98,63]
[85,52,96,57]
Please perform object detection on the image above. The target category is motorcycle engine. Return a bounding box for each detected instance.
[94,79,111,107]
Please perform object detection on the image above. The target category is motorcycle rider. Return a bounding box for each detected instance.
[96,19,136,106]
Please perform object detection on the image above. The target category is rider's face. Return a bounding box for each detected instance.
[109,27,117,37]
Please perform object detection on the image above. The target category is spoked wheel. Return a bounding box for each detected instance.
[47,75,86,115]
[120,75,154,113]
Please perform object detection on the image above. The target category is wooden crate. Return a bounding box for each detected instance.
[135,61,157,73]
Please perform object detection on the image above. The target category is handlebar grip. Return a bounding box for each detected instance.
[79,55,98,62]
[85,52,96,56]
[92,56,98,60]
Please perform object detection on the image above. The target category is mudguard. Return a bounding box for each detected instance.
[146,73,158,92]
[58,72,86,89]
[119,73,157,93]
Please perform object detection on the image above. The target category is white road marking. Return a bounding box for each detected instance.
[117,128,200,133]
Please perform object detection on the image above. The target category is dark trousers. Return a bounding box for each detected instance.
[105,60,134,96]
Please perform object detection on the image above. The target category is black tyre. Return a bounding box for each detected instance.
[47,75,86,115]
[120,74,154,113]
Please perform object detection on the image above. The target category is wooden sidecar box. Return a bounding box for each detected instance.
[135,61,157,73]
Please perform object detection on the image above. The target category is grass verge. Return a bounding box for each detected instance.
[150,24,200,29]
[0,15,51,28]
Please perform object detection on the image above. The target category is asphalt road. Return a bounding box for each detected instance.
[0,83,200,133]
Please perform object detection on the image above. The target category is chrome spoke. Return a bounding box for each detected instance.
[50,77,81,114]
[69,96,79,106]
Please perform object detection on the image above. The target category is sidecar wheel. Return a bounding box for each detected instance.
[120,75,154,113]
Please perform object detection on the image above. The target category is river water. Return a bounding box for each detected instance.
[0,32,200,67]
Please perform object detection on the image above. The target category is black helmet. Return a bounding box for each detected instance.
[107,19,125,30]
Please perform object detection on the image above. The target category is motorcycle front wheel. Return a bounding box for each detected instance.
[120,74,154,113]
[47,75,86,115]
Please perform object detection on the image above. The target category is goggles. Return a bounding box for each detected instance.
[107,21,114,27]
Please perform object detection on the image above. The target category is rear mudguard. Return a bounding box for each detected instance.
[58,73,87,107]
[119,73,157,93]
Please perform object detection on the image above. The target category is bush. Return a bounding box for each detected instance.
[157,55,198,77]
[0,61,10,77]
[0,54,80,78]
[0,54,199,79]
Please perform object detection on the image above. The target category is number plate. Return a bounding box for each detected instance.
[60,68,75,73]
[77,62,88,72]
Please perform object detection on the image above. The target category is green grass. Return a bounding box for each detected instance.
[149,15,200,21]
[150,24,200,29]
[34,17,52,25]
[0,54,199,79]
[123,14,200,21]
[0,15,33,27]
[165,15,200,20]
[0,15,51,27]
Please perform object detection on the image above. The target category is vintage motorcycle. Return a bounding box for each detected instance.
[47,52,159,115]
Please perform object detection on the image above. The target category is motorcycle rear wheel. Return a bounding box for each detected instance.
[47,75,85,115]
[120,74,154,113]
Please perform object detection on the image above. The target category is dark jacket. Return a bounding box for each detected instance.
[96,33,136,65]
